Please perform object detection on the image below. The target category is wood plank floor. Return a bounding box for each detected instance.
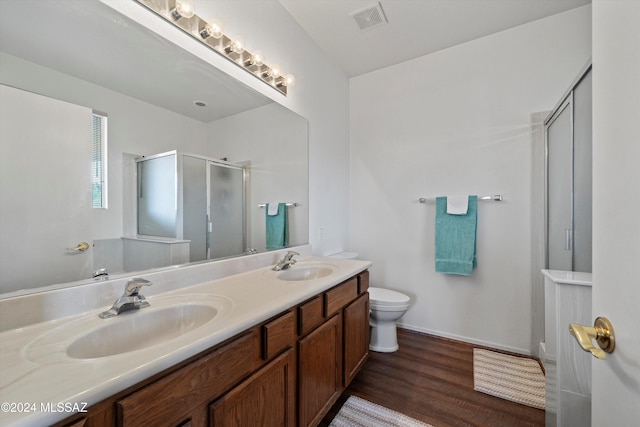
[320,328,545,427]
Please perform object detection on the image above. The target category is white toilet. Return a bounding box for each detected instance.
[368,287,411,353]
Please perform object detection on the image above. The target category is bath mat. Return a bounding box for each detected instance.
[329,395,433,427]
[473,348,545,410]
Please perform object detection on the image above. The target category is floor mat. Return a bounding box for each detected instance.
[473,348,545,410]
[329,395,434,427]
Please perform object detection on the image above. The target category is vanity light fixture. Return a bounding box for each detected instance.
[135,0,294,96]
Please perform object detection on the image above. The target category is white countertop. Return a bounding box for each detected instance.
[542,269,593,287]
[0,256,371,426]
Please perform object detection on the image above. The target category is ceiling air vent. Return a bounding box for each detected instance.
[350,2,388,32]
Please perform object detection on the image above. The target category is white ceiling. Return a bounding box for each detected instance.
[279,0,591,77]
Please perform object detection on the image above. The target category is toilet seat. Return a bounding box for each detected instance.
[368,287,410,311]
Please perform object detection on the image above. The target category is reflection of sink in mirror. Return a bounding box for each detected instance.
[277,264,337,281]
[67,304,217,359]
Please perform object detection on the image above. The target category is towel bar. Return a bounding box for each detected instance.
[258,202,299,208]
[419,195,502,204]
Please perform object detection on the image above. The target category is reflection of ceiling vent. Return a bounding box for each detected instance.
[350,2,388,32]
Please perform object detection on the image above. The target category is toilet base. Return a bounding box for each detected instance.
[369,320,399,353]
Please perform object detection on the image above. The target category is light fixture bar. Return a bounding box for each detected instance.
[134,0,293,96]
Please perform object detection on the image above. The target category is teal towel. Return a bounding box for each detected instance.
[435,195,478,275]
[266,203,288,250]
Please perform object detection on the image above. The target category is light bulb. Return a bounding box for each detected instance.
[284,74,295,87]
[232,38,244,54]
[245,50,265,67]
[270,64,281,79]
[171,0,195,20]
[252,51,265,66]
[225,37,245,54]
[276,74,295,88]
[200,20,224,40]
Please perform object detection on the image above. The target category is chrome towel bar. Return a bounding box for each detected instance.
[418,195,503,204]
[258,202,300,208]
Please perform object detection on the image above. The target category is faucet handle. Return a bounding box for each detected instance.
[125,278,152,296]
[284,251,300,260]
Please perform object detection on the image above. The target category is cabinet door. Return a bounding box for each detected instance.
[210,349,295,426]
[116,331,259,426]
[343,293,369,387]
[298,315,341,427]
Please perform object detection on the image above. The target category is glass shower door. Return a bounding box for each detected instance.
[547,98,573,271]
[208,161,245,259]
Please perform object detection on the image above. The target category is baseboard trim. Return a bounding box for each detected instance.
[396,323,532,356]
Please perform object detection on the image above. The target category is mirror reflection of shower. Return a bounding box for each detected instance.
[136,151,246,270]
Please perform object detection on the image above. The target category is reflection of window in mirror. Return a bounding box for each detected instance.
[91,112,108,209]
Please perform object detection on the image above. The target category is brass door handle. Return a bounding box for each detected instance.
[67,242,90,252]
[569,317,615,359]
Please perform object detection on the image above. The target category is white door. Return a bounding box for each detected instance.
[0,85,93,292]
[591,1,640,425]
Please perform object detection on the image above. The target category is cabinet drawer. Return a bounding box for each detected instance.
[298,296,324,336]
[116,330,260,426]
[324,277,358,317]
[262,310,295,360]
[358,270,370,294]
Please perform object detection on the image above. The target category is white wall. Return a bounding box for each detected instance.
[349,6,592,354]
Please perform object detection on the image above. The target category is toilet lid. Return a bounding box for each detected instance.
[368,287,410,307]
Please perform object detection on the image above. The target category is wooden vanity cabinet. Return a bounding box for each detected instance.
[297,273,370,426]
[53,270,369,427]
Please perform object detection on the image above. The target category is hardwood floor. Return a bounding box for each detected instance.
[321,328,545,427]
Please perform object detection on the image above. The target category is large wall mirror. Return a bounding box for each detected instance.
[0,0,309,296]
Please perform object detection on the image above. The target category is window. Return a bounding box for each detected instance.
[92,112,108,208]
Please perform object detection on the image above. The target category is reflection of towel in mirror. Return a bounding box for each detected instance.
[266,202,288,250]
[435,195,478,275]
[267,202,279,216]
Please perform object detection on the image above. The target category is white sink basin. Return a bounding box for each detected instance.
[25,294,233,362]
[67,304,217,359]
[277,265,336,281]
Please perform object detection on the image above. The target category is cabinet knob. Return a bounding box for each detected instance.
[569,317,615,359]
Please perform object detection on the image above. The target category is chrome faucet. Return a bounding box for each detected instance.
[99,278,152,318]
[272,251,300,271]
[93,268,109,280]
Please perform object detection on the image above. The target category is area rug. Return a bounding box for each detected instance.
[473,348,545,410]
[329,395,433,427]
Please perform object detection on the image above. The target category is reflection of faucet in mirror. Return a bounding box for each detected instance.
[272,251,300,271]
[99,278,152,319]
[93,268,109,281]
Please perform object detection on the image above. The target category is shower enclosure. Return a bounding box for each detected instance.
[137,151,246,262]
[545,65,592,272]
